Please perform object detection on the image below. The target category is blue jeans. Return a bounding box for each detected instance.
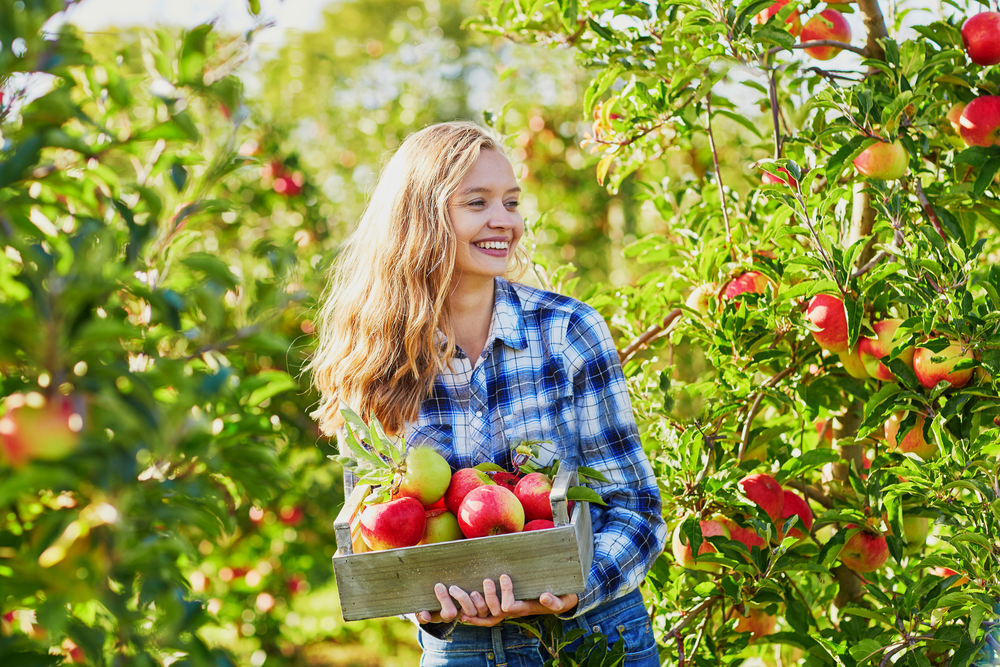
[418,588,659,667]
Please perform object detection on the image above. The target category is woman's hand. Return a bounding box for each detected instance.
[416,575,578,628]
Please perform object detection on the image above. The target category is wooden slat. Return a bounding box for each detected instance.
[333,523,587,621]
[334,483,370,555]
[549,465,577,526]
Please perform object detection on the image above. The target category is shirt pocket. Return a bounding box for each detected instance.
[499,394,576,468]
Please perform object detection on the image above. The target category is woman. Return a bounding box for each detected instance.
[311,121,666,666]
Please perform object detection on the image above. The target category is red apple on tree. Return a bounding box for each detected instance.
[738,473,785,523]
[778,490,813,540]
[885,411,936,459]
[755,0,802,36]
[913,340,974,389]
[805,294,849,353]
[946,101,967,135]
[444,468,495,515]
[959,96,1000,147]
[853,140,908,180]
[930,566,969,587]
[457,485,525,538]
[722,271,771,300]
[671,518,730,572]
[839,345,872,379]
[685,282,718,315]
[800,10,852,60]
[761,165,799,188]
[840,525,889,573]
[857,319,914,382]
[0,392,84,468]
[720,517,766,553]
[732,607,777,641]
[394,446,452,506]
[961,12,1000,66]
[359,496,426,550]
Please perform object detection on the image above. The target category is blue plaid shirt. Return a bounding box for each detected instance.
[405,277,666,616]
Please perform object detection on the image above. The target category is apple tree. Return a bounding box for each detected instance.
[475,0,1000,664]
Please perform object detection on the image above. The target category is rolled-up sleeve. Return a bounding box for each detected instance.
[559,307,667,617]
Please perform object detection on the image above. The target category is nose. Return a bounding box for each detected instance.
[487,202,517,228]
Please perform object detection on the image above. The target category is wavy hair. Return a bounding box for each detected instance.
[310,121,524,437]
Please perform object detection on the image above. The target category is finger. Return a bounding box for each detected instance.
[469,590,490,617]
[449,585,479,618]
[499,574,516,613]
[435,583,459,622]
[461,613,504,627]
[483,578,503,616]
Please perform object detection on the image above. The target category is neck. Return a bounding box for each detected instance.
[447,274,496,362]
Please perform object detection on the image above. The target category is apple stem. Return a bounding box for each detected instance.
[705,96,735,253]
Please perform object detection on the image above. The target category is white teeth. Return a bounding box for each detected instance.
[475,241,508,250]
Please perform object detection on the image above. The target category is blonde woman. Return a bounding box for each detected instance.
[311,121,666,666]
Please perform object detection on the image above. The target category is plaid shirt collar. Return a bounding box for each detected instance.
[447,278,528,359]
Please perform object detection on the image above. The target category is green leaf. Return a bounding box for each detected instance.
[474,462,506,472]
[245,371,299,407]
[181,252,239,289]
[973,157,1000,197]
[566,485,607,506]
[848,638,884,663]
[577,466,610,483]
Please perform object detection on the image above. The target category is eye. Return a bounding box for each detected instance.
[469,199,486,207]
[505,200,519,208]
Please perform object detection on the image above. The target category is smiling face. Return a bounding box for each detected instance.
[447,148,523,290]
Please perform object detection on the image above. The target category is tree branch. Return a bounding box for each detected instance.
[856,0,890,62]
[619,308,683,363]
[768,40,869,57]
[738,367,796,460]
[706,96,733,248]
[913,179,947,241]
[768,69,782,159]
[667,597,718,639]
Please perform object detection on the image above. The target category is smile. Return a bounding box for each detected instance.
[474,241,509,250]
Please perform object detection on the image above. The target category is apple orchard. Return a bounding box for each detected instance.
[2,0,1000,665]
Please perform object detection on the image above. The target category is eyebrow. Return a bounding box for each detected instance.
[457,185,522,196]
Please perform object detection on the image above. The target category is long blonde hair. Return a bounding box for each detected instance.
[310,121,519,436]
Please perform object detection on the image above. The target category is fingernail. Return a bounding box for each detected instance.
[541,594,553,605]
[435,583,445,593]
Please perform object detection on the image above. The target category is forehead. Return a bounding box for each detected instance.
[456,149,519,191]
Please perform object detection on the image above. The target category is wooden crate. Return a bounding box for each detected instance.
[332,466,593,622]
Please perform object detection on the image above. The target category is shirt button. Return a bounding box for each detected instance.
[592,625,600,633]
[475,410,483,418]
[487,653,494,660]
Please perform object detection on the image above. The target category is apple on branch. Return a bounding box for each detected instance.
[930,566,969,587]
[840,524,889,573]
[778,490,813,541]
[839,344,872,380]
[913,339,975,390]
[738,473,785,523]
[800,10,852,60]
[962,12,1000,66]
[884,411,937,459]
[685,282,718,316]
[731,607,777,642]
[959,96,1000,147]
[754,0,802,36]
[722,271,772,301]
[671,518,730,572]
[761,166,799,189]
[946,102,967,136]
[853,140,908,180]
[0,392,84,468]
[857,318,914,382]
[805,294,849,353]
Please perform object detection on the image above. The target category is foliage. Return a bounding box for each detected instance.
[475,0,1000,664]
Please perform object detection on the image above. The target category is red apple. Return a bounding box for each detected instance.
[857,319,914,382]
[839,345,872,379]
[419,508,463,544]
[444,468,496,515]
[720,517,766,552]
[671,519,730,572]
[930,566,968,587]
[778,490,813,540]
[395,446,452,506]
[947,101,967,135]
[514,472,554,522]
[755,0,802,36]
[490,470,520,492]
[524,519,555,531]
[962,12,1000,66]
[815,418,834,444]
[805,294,849,353]
[853,140,908,180]
[62,639,85,664]
[0,393,83,468]
[913,340,974,389]
[761,166,799,188]
[800,10,852,60]
[359,496,426,550]
[840,525,889,572]
[885,411,936,459]
[279,506,303,526]
[723,271,771,300]
[738,473,785,523]
[457,485,525,538]
[732,607,778,641]
[685,283,718,315]
[959,96,1000,147]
